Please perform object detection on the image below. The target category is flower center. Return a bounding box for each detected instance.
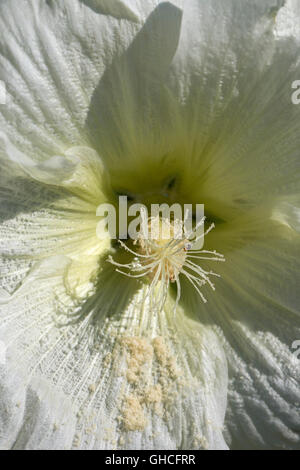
[108,212,225,314]
[136,216,188,283]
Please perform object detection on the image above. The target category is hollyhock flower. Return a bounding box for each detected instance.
[0,0,300,450]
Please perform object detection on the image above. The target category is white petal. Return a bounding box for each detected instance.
[85,0,183,173]
[0,365,77,450]
[0,132,111,200]
[80,0,181,22]
[272,196,300,233]
[80,0,141,22]
[0,260,228,450]
[167,0,300,213]
[0,144,109,301]
[192,211,300,449]
[0,132,77,185]
[275,0,300,40]
[81,0,184,22]
[0,0,141,163]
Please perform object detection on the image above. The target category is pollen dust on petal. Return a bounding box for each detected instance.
[118,334,185,433]
[122,394,148,431]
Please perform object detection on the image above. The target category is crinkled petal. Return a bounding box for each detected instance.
[85,0,183,179]
[0,144,110,299]
[166,0,300,216]
[191,207,300,449]
[0,0,141,163]
[0,258,228,450]
[80,0,141,22]
[275,0,300,40]
[0,365,77,450]
[86,0,300,222]
[272,196,300,233]
[81,0,183,23]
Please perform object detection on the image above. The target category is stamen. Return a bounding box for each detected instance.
[108,215,224,315]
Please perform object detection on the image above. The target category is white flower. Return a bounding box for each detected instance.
[0,0,300,450]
